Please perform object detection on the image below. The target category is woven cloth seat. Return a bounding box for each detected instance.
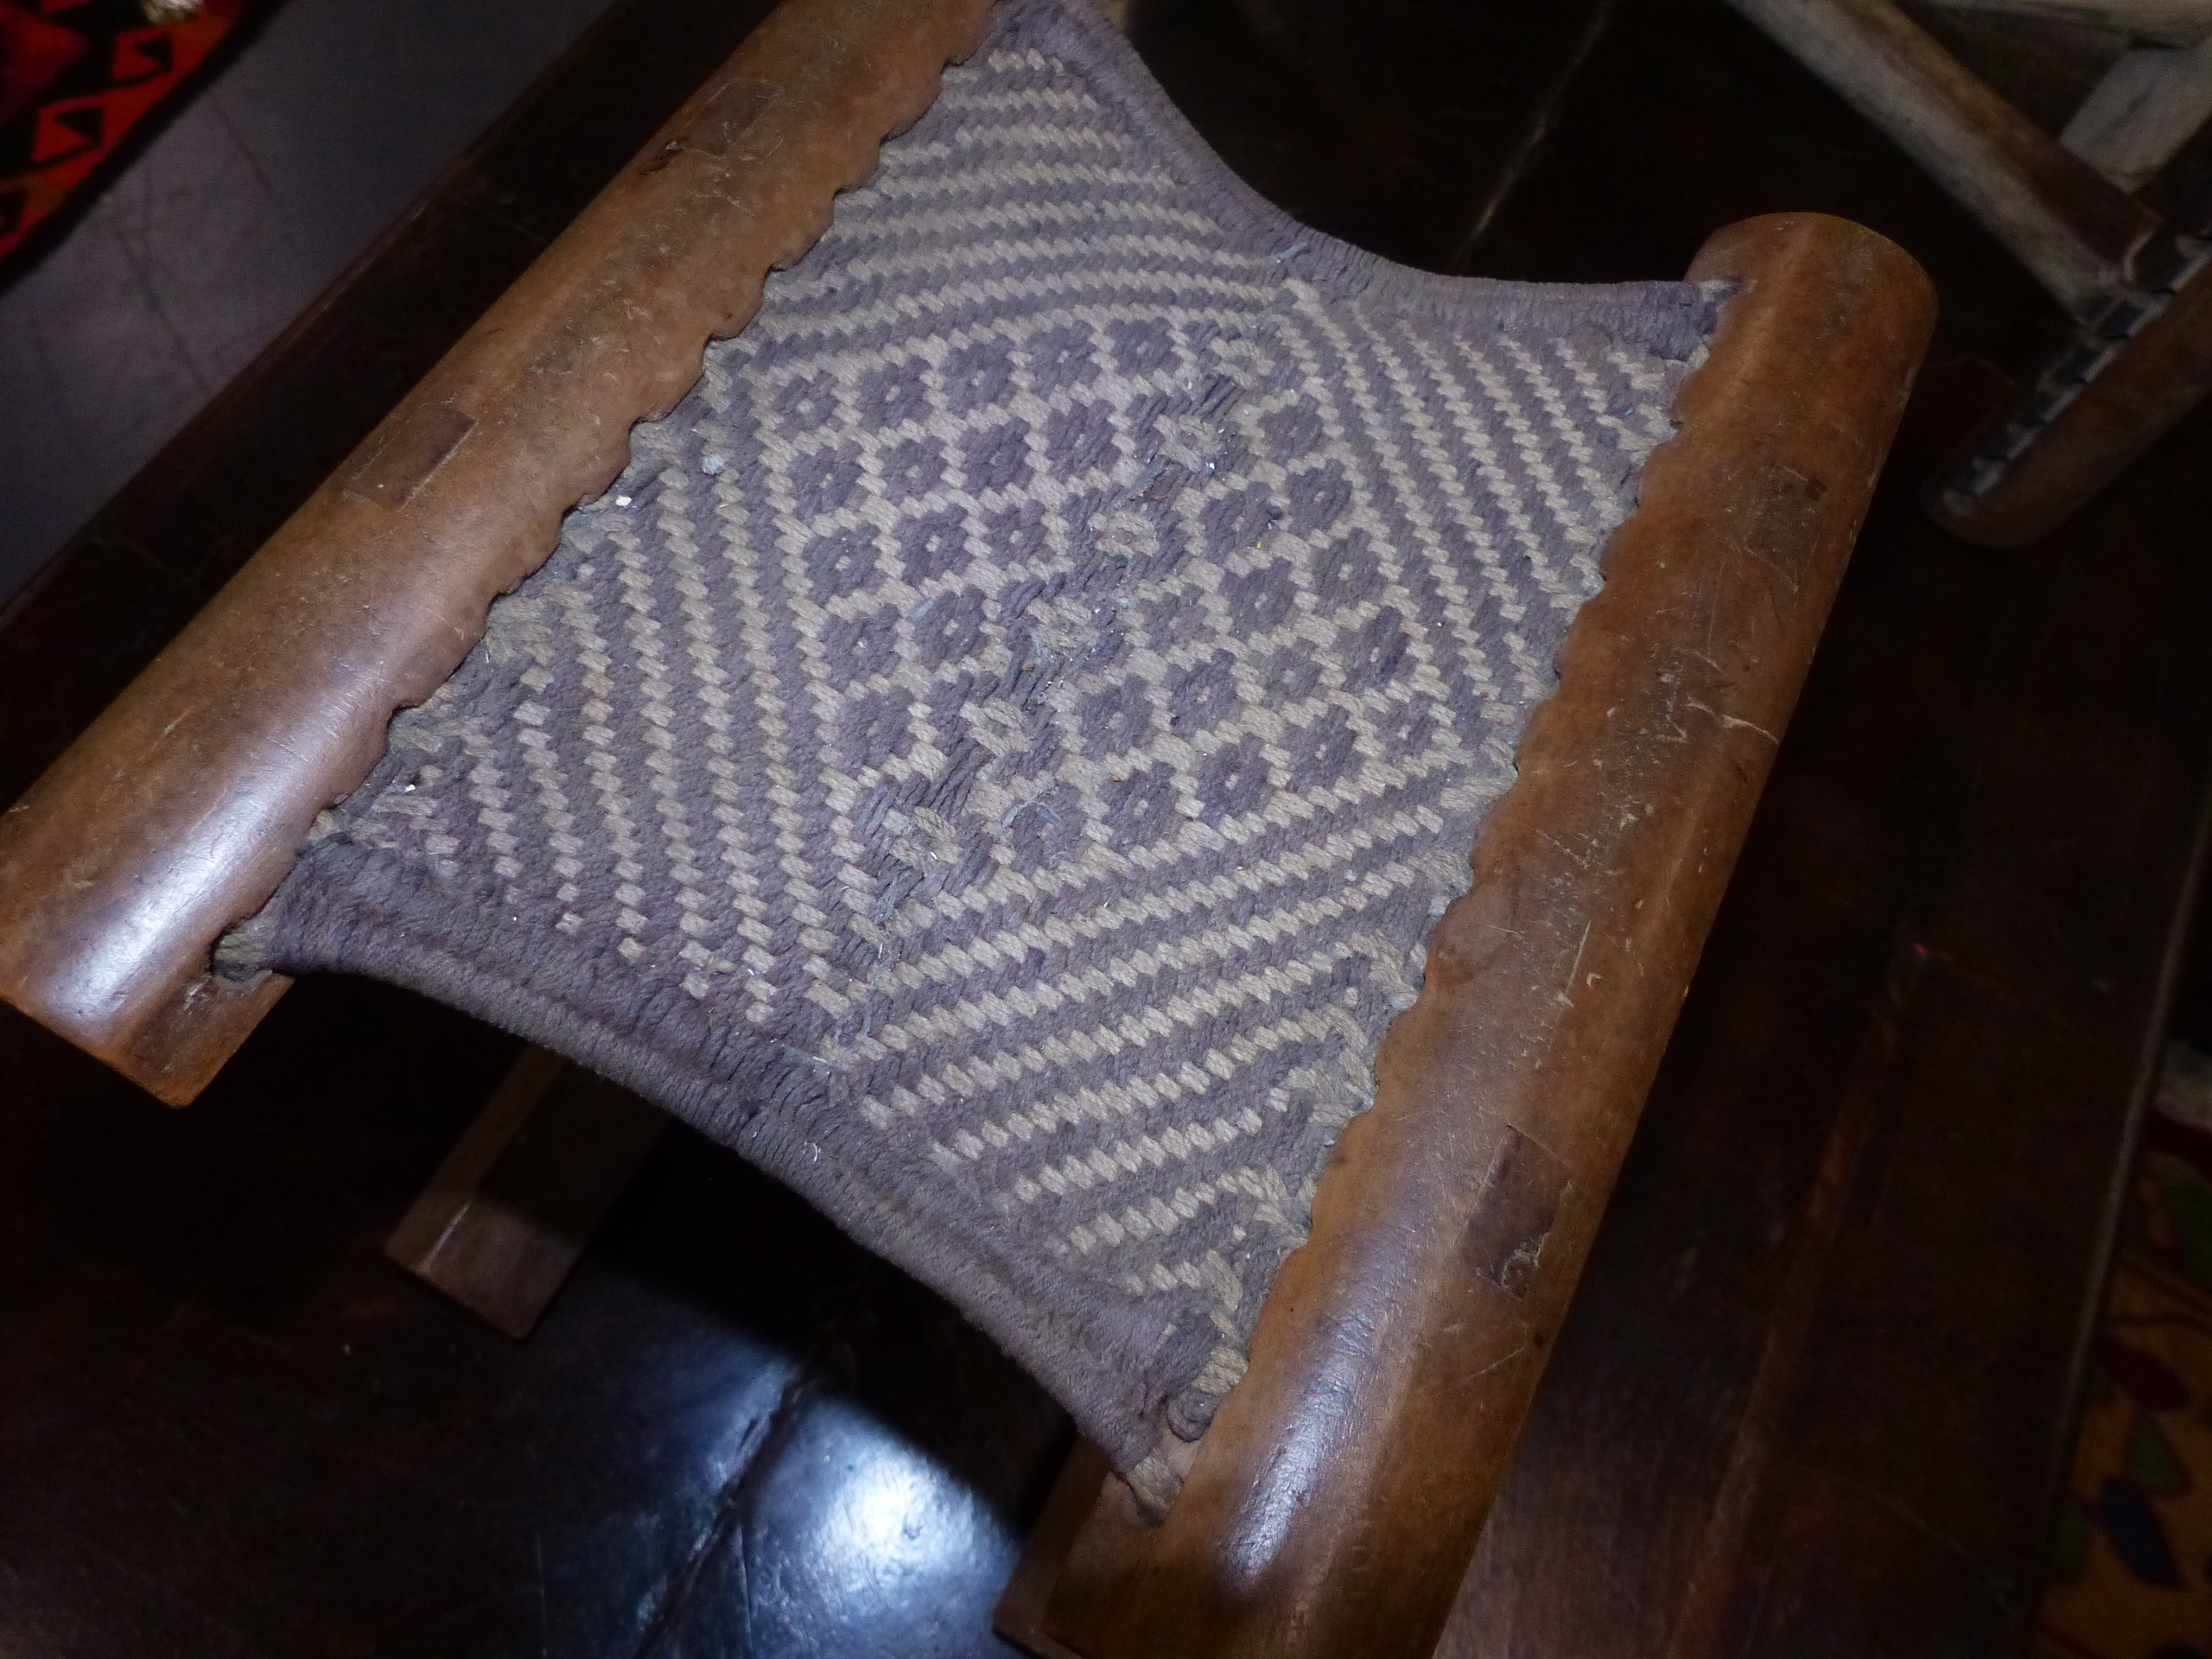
[219,0,1718,1506]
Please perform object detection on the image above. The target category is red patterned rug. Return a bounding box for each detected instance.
[0,0,273,277]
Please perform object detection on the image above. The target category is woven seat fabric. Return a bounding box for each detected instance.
[225,0,1718,1503]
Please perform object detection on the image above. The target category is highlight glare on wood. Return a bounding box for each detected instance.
[1011,213,1936,1659]
[0,0,997,1105]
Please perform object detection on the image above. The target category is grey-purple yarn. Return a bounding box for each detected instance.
[224,0,1716,1508]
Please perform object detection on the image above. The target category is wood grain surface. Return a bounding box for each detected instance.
[1031,211,1936,1659]
[0,0,995,1103]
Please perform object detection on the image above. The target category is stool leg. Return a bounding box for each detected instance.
[995,1441,1111,1659]
[386,1045,665,1338]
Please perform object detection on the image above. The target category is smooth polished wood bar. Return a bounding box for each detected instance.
[1021,213,1936,1659]
[0,0,995,1105]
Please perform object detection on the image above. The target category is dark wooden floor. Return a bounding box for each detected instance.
[0,0,616,600]
[3,1,2209,1655]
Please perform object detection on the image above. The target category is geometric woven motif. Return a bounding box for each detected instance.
[225,0,1718,1508]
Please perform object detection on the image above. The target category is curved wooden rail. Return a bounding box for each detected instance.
[0,0,995,1103]
[0,20,1934,1655]
[1015,213,1935,1659]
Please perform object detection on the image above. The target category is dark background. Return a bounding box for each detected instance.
[2,1,2209,1654]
